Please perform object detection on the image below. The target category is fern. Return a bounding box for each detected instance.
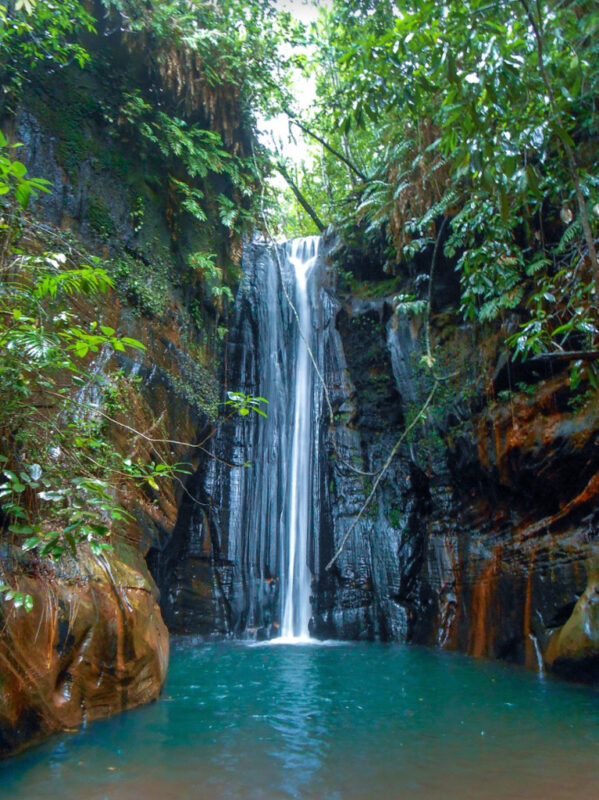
[556,219,582,254]
[393,293,428,316]
[525,256,550,276]
[34,263,114,298]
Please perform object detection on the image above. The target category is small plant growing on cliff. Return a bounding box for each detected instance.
[0,583,33,613]
[393,293,428,317]
[0,464,119,559]
[188,251,235,311]
[225,391,269,418]
[0,131,50,213]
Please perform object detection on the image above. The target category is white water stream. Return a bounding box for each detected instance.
[279,237,320,641]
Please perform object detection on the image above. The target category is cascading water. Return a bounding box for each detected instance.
[280,239,318,641]
[205,236,322,640]
[166,233,410,643]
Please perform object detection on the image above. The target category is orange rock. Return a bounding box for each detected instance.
[0,544,168,758]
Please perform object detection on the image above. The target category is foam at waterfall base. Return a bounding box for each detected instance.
[249,635,347,648]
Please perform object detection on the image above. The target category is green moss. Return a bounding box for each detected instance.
[108,251,171,318]
[339,272,404,299]
[167,359,219,421]
[87,196,115,239]
[28,81,100,177]
[56,112,90,175]
[388,507,402,529]
[97,147,135,184]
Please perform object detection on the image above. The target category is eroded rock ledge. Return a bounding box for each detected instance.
[0,545,168,758]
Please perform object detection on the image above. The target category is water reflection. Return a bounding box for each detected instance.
[267,646,327,798]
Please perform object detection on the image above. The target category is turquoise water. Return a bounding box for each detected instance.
[2,639,599,799]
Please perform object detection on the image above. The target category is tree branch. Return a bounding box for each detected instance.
[275,161,326,232]
[286,114,368,182]
[520,0,599,306]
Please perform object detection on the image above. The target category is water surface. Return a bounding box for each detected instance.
[3,639,599,799]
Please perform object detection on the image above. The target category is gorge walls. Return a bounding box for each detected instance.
[319,249,599,679]
[1,4,254,755]
[162,234,599,683]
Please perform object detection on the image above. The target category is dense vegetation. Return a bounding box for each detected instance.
[289,0,599,365]
[0,0,280,604]
[1,0,598,602]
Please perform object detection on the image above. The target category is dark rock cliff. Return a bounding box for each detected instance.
[314,244,599,680]
[325,296,599,679]
[161,234,599,683]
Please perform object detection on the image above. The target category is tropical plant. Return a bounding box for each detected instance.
[0,0,95,107]
[0,133,270,610]
[0,141,163,607]
[292,0,599,358]
[225,390,268,418]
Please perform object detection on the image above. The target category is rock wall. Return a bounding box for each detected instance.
[413,363,599,678]
[313,260,599,681]
[160,235,599,682]
[0,10,252,755]
[0,100,192,754]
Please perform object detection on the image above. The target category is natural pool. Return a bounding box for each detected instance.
[2,639,599,799]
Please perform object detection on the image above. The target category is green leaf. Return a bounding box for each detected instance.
[9,524,34,535]
[14,183,31,209]
[121,337,146,350]
[11,160,27,179]
[22,536,42,552]
[74,342,89,358]
[37,490,66,501]
[89,541,113,555]
[554,125,575,149]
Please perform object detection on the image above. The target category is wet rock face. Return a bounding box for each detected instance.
[310,294,419,642]
[0,545,168,758]
[324,309,599,681]
[424,370,599,669]
[161,236,599,682]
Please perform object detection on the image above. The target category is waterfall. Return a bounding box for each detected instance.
[208,236,322,640]
[175,232,412,643]
[280,238,318,641]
